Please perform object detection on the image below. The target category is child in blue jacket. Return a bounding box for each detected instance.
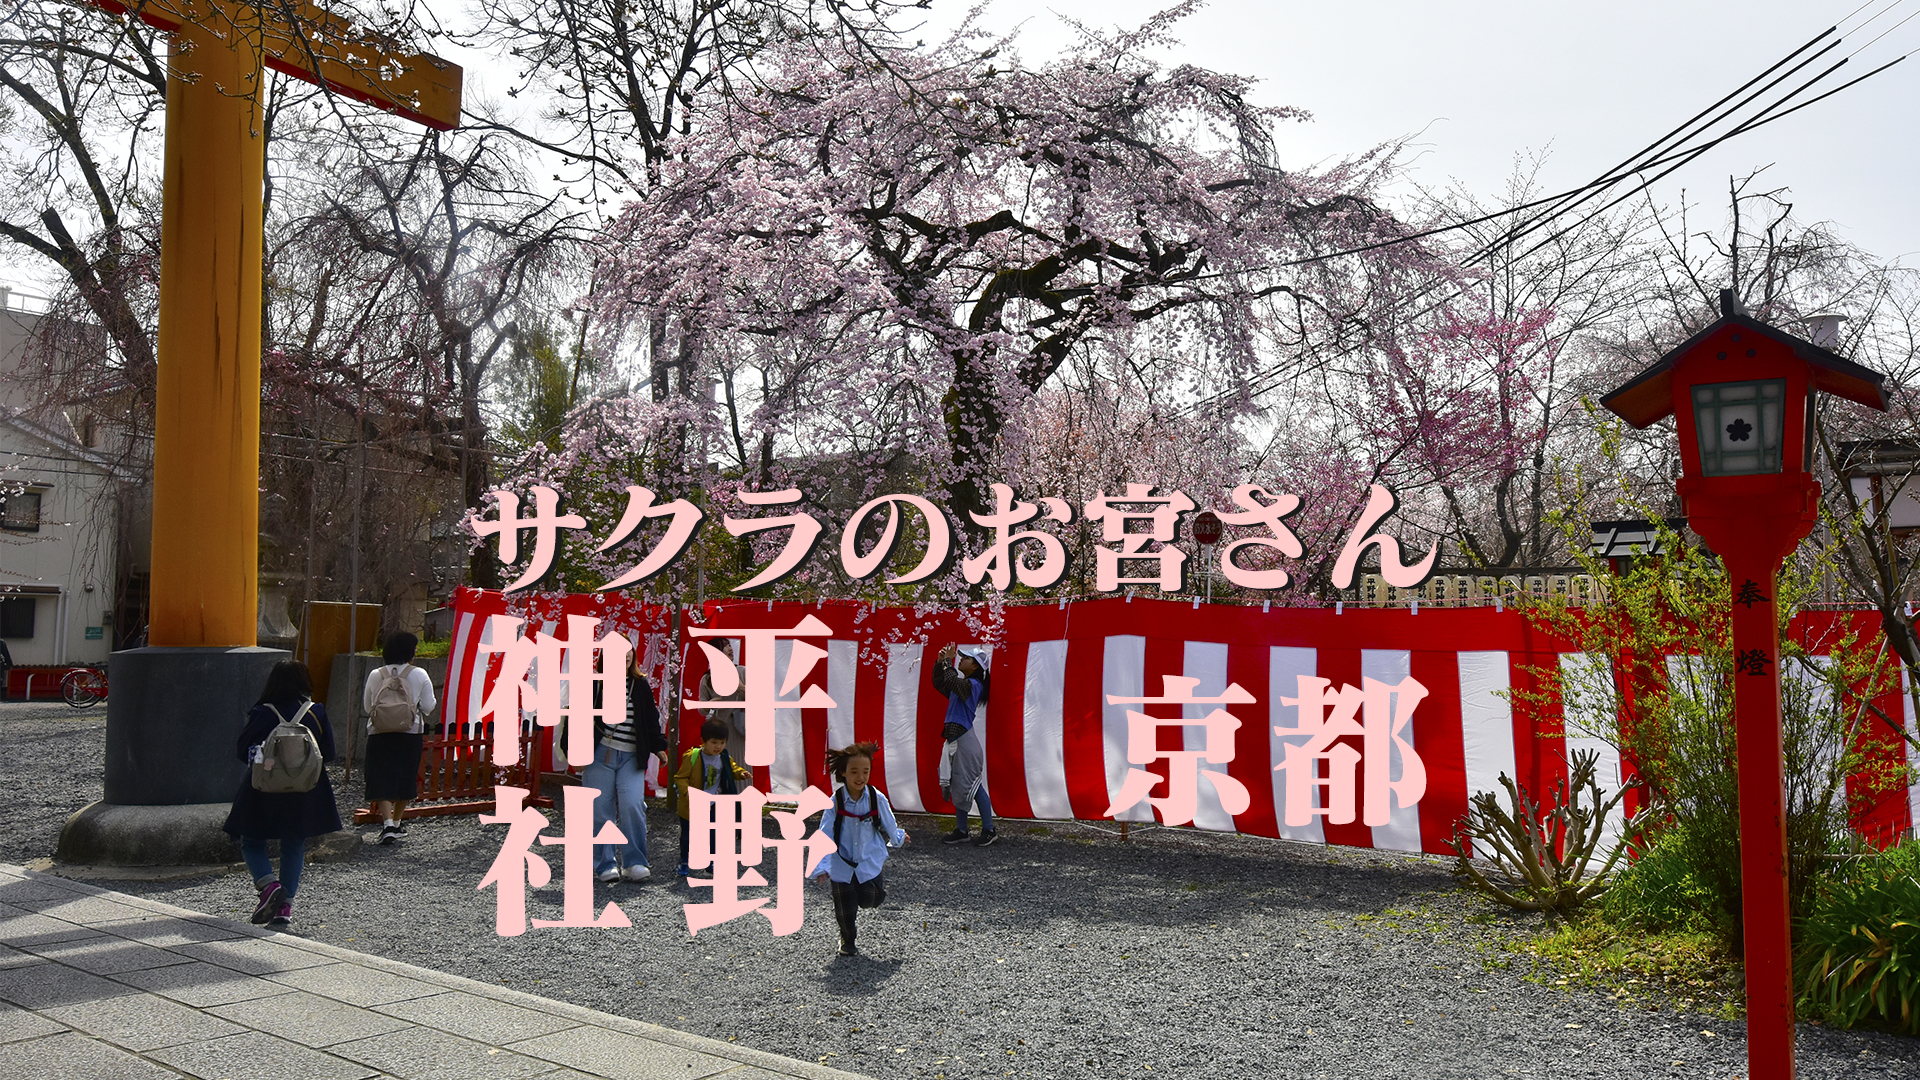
[811,742,908,955]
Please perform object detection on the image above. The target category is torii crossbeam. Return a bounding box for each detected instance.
[93,0,460,649]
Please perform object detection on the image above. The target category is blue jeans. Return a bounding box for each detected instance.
[240,836,305,898]
[955,784,995,833]
[583,746,650,875]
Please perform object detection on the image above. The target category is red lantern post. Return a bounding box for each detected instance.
[1601,292,1888,1080]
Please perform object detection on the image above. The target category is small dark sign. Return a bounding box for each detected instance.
[1192,511,1223,546]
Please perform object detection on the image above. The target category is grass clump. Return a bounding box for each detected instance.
[1796,839,1920,1035]
[1595,824,1729,938]
[1474,828,1742,1015]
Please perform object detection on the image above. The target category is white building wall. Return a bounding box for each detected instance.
[0,417,117,666]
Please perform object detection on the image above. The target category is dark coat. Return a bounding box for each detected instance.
[222,698,344,841]
[579,674,669,754]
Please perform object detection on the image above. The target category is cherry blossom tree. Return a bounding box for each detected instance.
[0,2,166,411]
[1333,304,1559,567]
[463,0,917,479]
[585,5,1446,545]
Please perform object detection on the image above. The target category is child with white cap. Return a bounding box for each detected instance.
[931,643,996,846]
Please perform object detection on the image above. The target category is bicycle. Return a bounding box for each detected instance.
[61,667,108,709]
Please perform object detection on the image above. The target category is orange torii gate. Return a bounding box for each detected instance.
[96,0,458,648]
[60,0,461,862]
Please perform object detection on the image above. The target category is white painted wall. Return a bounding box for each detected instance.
[0,415,117,666]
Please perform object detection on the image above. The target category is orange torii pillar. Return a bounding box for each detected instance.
[59,0,458,863]
[150,12,269,652]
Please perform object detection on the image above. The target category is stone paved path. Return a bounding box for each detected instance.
[0,862,871,1080]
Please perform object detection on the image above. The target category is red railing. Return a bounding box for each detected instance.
[350,722,557,824]
[6,666,91,701]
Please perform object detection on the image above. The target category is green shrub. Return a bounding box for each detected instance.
[1795,840,1920,1035]
[1829,838,1920,885]
[1527,497,1890,948]
[1598,826,1725,936]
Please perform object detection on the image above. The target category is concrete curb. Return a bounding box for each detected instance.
[53,801,362,868]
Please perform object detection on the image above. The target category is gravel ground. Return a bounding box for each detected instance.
[4,699,1916,1079]
[0,699,110,864]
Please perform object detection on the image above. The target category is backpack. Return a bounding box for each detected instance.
[252,702,325,794]
[368,665,417,734]
[831,786,891,864]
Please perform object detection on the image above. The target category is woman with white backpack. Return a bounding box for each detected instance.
[222,661,341,930]
[361,632,438,845]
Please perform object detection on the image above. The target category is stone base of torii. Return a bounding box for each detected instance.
[58,648,292,865]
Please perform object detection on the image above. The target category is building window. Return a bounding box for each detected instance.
[0,491,41,532]
[0,597,34,638]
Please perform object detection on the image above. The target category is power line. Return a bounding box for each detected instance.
[1464,44,1850,264]
[1501,52,1909,268]
[1182,10,1917,419]
[1462,3,1914,266]
[0,464,125,480]
[259,448,466,478]
[1850,6,1920,55]
[1274,24,1845,271]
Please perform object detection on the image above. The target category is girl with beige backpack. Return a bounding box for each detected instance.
[222,661,341,930]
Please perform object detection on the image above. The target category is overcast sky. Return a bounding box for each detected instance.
[911,0,1920,263]
[5,0,1916,297]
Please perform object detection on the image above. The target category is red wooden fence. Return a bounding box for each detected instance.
[349,724,555,824]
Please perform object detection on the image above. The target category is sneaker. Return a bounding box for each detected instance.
[267,901,292,930]
[251,881,284,925]
[622,865,652,882]
[595,868,621,883]
[941,829,970,845]
[972,830,999,847]
[838,939,857,956]
[377,825,399,846]
[390,822,409,836]
[676,863,693,878]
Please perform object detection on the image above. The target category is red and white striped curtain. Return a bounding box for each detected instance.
[445,589,1920,853]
